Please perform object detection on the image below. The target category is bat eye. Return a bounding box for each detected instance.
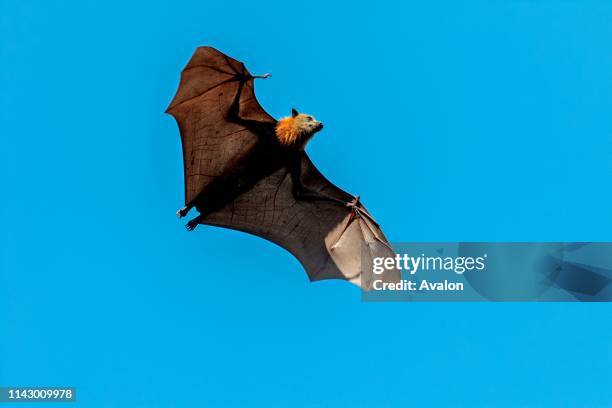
[307,117,313,121]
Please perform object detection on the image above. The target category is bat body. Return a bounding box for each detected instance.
[179,88,329,230]
[167,46,399,289]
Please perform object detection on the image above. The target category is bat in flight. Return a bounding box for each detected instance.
[166,46,399,289]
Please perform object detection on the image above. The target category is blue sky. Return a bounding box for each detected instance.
[1,0,611,406]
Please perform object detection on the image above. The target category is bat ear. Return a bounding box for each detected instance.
[291,108,299,118]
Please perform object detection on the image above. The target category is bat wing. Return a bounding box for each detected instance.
[203,153,400,290]
[166,46,275,205]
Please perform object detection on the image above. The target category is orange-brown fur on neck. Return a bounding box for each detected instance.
[275,117,304,146]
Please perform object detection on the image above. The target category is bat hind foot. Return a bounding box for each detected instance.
[186,215,203,232]
[176,206,190,218]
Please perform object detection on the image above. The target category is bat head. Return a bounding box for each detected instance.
[275,108,324,149]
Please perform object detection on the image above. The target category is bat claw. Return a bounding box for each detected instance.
[176,206,189,218]
[185,220,198,231]
[346,196,361,208]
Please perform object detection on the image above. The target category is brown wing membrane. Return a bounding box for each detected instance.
[166,46,275,205]
[204,153,400,289]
